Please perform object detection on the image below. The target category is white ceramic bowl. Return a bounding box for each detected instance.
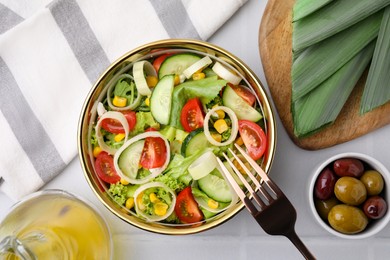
[309,152,390,239]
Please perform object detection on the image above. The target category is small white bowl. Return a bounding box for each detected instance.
[309,152,390,239]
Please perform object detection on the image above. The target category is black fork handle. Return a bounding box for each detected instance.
[285,230,316,260]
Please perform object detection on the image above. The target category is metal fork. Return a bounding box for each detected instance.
[217,144,316,260]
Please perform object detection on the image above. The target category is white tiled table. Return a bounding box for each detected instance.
[1,1,390,259]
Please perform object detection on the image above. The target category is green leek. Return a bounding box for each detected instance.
[291,11,382,102]
[292,42,375,137]
[360,6,390,114]
[293,0,334,22]
[293,0,390,52]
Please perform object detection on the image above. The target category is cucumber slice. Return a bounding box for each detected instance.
[181,128,211,157]
[150,74,175,124]
[158,53,201,79]
[118,140,145,180]
[198,169,232,203]
[222,85,262,122]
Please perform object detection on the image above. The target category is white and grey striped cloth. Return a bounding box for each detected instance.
[0,0,247,200]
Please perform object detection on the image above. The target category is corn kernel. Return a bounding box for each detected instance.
[174,75,181,85]
[211,105,226,119]
[146,75,158,87]
[114,133,126,142]
[120,178,129,185]
[113,95,127,107]
[93,146,103,157]
[145,97,150,107]
[211,133,222,143]
[125,197,135,209]
[235,136,244,146]
[207,199,219,209]
[154,202,168,216]
[214,119,229,134]
[149,193,159,203]
[192,72,205,80]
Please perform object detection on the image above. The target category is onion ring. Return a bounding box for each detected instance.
[203,106,238,147]
[96,111,129,154]
[133,182,176,222]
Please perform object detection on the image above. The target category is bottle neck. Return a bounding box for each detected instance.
[0,235,36,260]
[0,228,69,260]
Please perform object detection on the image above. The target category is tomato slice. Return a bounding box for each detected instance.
[94,152,121,184]
[174,187,204,224]
[101,111,137,134]
[180,98,204,132]
[238,120,267,161]
[152,54,171,72]
[139,135,168,169]
[229,83,256,106]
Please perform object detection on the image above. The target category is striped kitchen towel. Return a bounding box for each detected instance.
[0,0,247,200]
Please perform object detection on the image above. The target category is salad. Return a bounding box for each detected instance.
[89,49,268,225]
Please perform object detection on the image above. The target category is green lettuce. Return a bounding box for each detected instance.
[113,79,137,105]
[108,183,139,205]
[131,112,160,135]
[159,125,188,142]
[156,148,208,192]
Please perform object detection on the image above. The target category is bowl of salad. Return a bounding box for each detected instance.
[78,39,276,234]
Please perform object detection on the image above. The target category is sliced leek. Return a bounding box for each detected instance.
[188,151,218,180]
[133,60,157,96]
[292,42,375,137]
[212,62,242,85]
[291,12,382,102]
[293,0,334,22]
[292,0,390,52]
[182,56,212,79]
[360,6,390,114]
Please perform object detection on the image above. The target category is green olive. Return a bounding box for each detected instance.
[328,204,368,234]
[360,170,384,196]
[334,177,367,205]
[315,197,339,220]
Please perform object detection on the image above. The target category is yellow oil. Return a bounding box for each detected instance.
[0,192,111,260]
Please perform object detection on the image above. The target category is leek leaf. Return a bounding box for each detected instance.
[293,0,390,52]
[293,0,334,22]
[360,6,390,114]
[293,42,375,138]
[291,11,382,102]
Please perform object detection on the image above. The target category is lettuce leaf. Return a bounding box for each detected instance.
[131,112,160,136]
[156,148,209,192]
[159,125,188,142]
[108,183,139,205]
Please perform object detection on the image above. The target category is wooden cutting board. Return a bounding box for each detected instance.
[258,0,390,150]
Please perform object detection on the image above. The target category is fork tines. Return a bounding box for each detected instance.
[218,144,316,260]
[217,143,279,214]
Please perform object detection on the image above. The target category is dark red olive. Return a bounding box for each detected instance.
[363,196,388,219]
[333,158,364,178]
[315,167,337,200]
